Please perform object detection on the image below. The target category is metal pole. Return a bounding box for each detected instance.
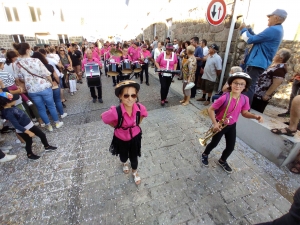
[218,0,241,91]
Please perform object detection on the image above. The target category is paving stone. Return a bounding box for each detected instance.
[157,204,194,225]
[227,198,253,219]
[243,192,268,211]
[187,213,216,225]
[245,205,283,224]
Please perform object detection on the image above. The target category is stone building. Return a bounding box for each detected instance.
[134,0,300,107]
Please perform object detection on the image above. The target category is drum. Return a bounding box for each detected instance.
[107,63,119,76]
[121,61,133,74]
[133,62,142,73]
[85,64,101,87]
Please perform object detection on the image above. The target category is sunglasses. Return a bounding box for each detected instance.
[123,94,137,99]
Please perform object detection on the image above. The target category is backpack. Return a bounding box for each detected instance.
[115,103,141,129]
[215,92,246,116]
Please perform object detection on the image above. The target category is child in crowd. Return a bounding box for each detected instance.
[101,80,148,185]
[201,72,263,173]
[0,59,33,106]
[0,92,57,160]
[67,65,77,96]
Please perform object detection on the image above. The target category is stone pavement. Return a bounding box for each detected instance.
[0,69,299,225]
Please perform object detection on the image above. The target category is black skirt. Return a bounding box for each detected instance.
[109,132,142,157]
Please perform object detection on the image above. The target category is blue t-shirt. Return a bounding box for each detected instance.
[194,46,203,67]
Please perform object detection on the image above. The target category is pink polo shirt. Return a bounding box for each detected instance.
[102,103,148,141]
[128,47,140,61]
[121,54,132,62]
[139,50,151,63]
[82,58,102,71]
[101,48,110,60]
[106,53,121,64]
[156,52,178,70]
[84,50,100,60]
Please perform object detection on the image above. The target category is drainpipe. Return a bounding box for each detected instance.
[218,0,241,90]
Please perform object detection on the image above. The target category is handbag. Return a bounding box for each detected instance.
[184,82,195,90]
[17,62,53,87]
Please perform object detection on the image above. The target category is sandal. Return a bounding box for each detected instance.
[123,163,129,174]
[290,162,300,174]
[132,171,141,185]
[270,127,297,137]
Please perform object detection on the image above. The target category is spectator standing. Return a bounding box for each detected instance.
[197,44,222,106]
[190,37,204,98]
[0,48,7,58]
[68,43,82,84]
[154,42,164,61]
[239,9,287,105]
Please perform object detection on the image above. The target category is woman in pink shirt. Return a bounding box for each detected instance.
[155,44,178,106]
[139,44,152,85]
[101,81,148,185]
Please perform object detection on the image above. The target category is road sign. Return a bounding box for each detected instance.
[206,0,227,26]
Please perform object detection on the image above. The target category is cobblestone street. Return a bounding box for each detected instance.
[0,70,299,225]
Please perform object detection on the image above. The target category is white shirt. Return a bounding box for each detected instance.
[46,57,61,78]
[154,48,164,60]
[47,54,60,64]
[173,44,179,50]
[203,46,209,57]
[4,63,17,78]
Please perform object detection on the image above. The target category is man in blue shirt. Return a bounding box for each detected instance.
[239,9,287,106]
[190,37,203,98]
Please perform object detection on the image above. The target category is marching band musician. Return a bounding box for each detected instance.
[101,43,110,76]
[201,72,263,173]
[83,43,100,61]
[106,42,122,86]
[155,43,178,106]
[119,45,132,81]
[82,49,103,103]
[139,44,151,86]
[128,42,140,79]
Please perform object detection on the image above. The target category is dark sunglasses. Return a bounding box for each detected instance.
[110,44,115,46]
[123,94,137,99]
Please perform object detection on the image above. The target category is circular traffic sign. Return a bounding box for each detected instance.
[206,0,227,26]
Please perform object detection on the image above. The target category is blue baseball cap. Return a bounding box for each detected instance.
[267,9,287,19]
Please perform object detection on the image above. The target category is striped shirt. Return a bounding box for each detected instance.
[0,70,15,87]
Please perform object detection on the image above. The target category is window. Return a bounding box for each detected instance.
[4,6,19,22]
[29,6,41,22]
[12,35,25,43]
[58,34,69,44]
[37,38,49,45]
[60,9,64,22]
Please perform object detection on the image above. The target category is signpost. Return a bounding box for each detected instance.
[206,0,227,26]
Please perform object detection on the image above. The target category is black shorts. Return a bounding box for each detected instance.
[200,79,215,93]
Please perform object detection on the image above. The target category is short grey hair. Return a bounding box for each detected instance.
[278,48,291,63]
[231,66,243,73]
[186,45,195,54]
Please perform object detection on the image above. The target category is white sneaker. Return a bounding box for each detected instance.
[26,100,33,106]
[55,122,64,129]
[33,122,39,126]
[61,113,68,119]
[71,93,74,96]
[0,146,12,152]
[40,123,45,128]
[48,125,53,132]
[0,154,17,162]
[32,118,37,122]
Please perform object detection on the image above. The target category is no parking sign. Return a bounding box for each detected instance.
[206,0,227,26]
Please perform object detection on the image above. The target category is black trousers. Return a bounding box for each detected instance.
[245,66,265,106]
[0,150,5,159]
[18,126,49,155]
[251,95,269,113]
[90,86,102,99]
[203,123,236,162]
[119,149,138,170]
[191,66,202,98]
[140,63,149,83]
[159,74,173,101]
[112,67,121,84]
[256,188,300,225]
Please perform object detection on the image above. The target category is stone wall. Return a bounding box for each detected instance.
[0,35,14,49]
[24,36,37,48]
[49,40,59,46]
[143,23,168,43]
[69,36,83,43]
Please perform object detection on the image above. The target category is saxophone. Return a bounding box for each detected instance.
[199,116,232,146]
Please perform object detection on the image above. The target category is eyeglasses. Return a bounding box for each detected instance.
[232,82,246,87]
[59,50,64,51]
[123,94,137,99]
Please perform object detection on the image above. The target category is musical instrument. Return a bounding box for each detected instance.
[109,49,122,57]
[132,61,142,73]
[85,63,101,87]
[198,117,232,146]
[155,68,181,74]
[121,61,133,74]
[107,63,119,76]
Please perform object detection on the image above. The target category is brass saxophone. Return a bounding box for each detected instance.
[199,116,232,146]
